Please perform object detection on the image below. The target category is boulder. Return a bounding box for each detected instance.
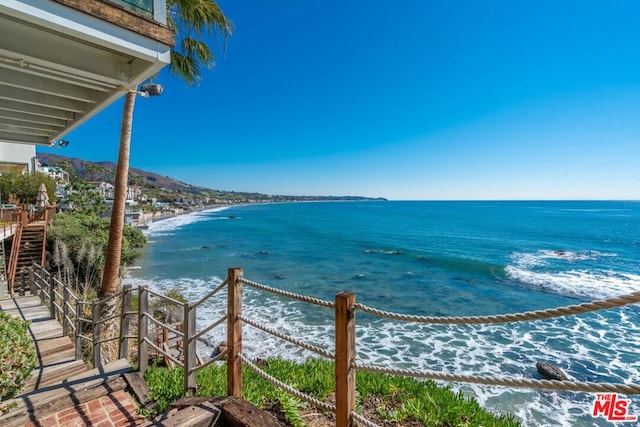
[536,362,569,381]
[212,341,228,358]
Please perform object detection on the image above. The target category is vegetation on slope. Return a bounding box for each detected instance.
[144,358,521,427]
[47,213,146,294]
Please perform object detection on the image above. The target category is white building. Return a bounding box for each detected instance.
[96,181,115,199]
[36,165,70,183]
[0,142,36,173]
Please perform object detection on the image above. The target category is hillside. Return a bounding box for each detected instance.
[36,153,385,203]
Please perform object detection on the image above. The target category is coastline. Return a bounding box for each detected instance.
[136,204,232,228]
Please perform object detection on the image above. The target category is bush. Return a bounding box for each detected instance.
[48,213,146,291]
[0,312,36,400]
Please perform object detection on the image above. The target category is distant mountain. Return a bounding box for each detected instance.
[37,153,199,193]
[36,153,387,203]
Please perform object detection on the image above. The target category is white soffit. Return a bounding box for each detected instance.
[0,0,171,146]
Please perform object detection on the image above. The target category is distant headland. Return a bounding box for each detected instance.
[36,153,387,205]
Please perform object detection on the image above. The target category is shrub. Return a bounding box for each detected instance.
[0,312,36,400]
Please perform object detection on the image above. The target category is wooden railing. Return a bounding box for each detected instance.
[5,207,56,294]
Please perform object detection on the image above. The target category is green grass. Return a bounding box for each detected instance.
[144,357,521,426]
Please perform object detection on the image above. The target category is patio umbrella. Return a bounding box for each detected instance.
[36,183,49,208]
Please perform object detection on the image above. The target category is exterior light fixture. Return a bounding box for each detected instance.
[117,84,164,98]
[139,83,163,97]
[58,139,70,147]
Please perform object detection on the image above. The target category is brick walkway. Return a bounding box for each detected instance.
[25,390,147,427]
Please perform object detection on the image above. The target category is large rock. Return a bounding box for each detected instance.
[536,362,569,381]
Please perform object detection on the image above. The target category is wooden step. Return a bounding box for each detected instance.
[22,359,88,393]
[34,336,76,367]
[0,295,41,310]
[0,359,133,427]
[29,319,65,341]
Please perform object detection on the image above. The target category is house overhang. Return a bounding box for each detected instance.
[0,0,173,146]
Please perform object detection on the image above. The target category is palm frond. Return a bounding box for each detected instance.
[181,38,215,69]
[166,0,233,84]
[169,51,200,85]
[170,0,232,36]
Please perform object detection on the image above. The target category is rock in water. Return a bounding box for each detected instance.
[536,362,569,381]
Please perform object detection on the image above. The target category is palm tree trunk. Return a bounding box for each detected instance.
[100,91,137,298]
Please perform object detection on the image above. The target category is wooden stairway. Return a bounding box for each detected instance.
[6,223,47,294]
[0,295,135,427]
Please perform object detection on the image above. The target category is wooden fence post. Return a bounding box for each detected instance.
[37,264,45,304]
[29,266,35,295]
[183,302,197,395]
[119,285,132,360]
[227,268,243,397]
[75,300,83,360]
[19,270,25,296]
[335,292,356,427]
[139,286,149,375]
[46,267,55,319]
[92,301,102,369]
[62,285,69,336]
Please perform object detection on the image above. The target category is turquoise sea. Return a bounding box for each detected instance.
[125,200,640,426]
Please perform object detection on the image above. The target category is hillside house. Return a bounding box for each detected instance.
[36,165,70,183]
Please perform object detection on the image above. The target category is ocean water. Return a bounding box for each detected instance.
[125,200,640,426]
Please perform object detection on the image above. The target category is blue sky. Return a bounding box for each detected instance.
[40,1,640,200]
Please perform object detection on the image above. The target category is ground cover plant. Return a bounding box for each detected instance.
[0,312,36,402]
[144,357,521,426]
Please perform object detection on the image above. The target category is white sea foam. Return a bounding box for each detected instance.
[507,250,640,300]
[145,207,230,236]
[121,272,640,427]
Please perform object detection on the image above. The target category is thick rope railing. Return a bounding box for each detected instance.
[351,411,380,427]
[355,363,640,395]
[238,314,335,360]
[354,291,640,325]
[239,277,335,308]
[239,353,336,413]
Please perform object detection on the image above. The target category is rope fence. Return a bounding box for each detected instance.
[355,363,640,395]
[240,277,335,308]
[239,314,335,360]
[354,291,640,325]
[21,263,640,427]
[239,353,336,413]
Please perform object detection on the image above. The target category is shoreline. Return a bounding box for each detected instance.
[137,204,233,228]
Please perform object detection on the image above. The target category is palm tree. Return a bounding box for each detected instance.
[100,0,232,298]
